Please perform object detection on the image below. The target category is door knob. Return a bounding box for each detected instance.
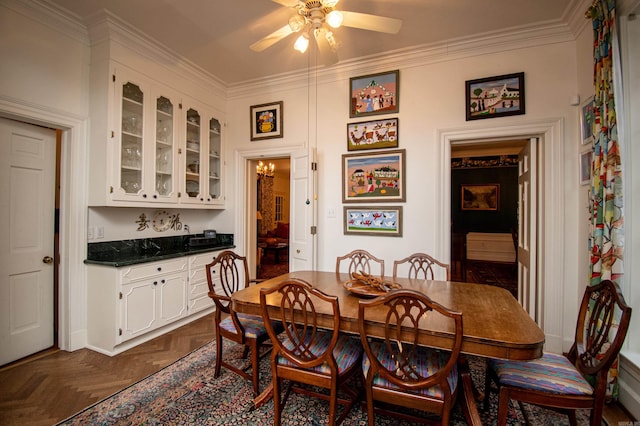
[43,256,53,264]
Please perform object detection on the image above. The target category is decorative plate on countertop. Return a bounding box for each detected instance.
[152,210,172,232]
[343,280,388,298]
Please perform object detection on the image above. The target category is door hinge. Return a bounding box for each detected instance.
[119,291,122,299]
[119,328,122,336]
[110,186,114,194]
[178,148,182,154]
[112,74,115,82]
[111,130,114,138]
[310,226,317,235]
[311,162,317,171]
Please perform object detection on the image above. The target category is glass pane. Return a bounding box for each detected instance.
[155,96,173,196]
[186,108,200,198]
[121,82,143,194]
[209,118,221,200]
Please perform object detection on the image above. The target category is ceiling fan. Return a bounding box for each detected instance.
[250,0,402,65]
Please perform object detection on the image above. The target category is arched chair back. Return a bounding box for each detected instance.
[392,252,450,280]
[336,249,384,277]
[358,289,463,425]
[260,278,362,426]
[206,250,281,397]
[485,279,632,426]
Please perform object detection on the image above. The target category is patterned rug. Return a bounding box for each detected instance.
[58,340,591,425]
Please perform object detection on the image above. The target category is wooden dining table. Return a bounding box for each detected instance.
[231,270,545,426]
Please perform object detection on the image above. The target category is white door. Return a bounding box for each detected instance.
[0,117,56,365]
[289,148,317,271]
[517,137,538,321]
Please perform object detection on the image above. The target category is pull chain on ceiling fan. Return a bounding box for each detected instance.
[250,0,402,65]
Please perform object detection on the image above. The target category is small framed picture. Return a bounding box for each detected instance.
[461,184,500,211]
[347,118,398,151]
[349,70,399,118]
[250,101,283,141]
[342,149,406,203]
[465,72,525,121]
[344,206,403,237]
[580,151,593,185]
[580,96,595,145]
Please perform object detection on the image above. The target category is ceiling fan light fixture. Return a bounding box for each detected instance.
[288,14,306,32]
[325,10,343,28]
[325,30,337,49]
[294,33,310,53]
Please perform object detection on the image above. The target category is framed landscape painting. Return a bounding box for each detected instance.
[349,70,399,118]
[347,118,398,151]
[344,206,403,237]
[342,149,405,203]
[461,184,500,211]
[465,72,525,121]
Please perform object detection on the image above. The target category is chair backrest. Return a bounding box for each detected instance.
[260,278,340,370]
[358,289,463,393]
[205,250,250,314]
[569,280,632,379]
[336,249,385,277]
[393,252,451,280]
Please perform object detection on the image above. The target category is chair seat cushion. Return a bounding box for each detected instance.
[362,341,458,399]
[277,332,363,375]
[219,313,279,339]
[491,352,594,395]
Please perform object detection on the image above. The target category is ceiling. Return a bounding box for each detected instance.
[47,0,579,85]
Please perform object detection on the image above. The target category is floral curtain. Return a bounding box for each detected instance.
[587,0,624,399]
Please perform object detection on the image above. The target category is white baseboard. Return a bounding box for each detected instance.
[619,352,640,420]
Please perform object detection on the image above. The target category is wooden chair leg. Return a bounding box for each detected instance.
[214,330,223,378]
[483,364,493,411]
[497,387,510,426]
[250,339,260,397]
[273,375,282,426]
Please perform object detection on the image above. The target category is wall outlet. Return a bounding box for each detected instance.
[327,207,336,218]
[87,227,94,240]
[96,226,104,239]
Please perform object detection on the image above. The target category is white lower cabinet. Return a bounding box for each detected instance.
[188,252,218,314]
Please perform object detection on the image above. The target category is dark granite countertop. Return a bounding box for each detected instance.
[85,234,234,267]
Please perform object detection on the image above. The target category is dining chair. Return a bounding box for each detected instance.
[392,252,451,280]
[260,278,363,426]
[484,279,632,426]
[336,249,385,277]
[206,250,282,397]
[358,289,463,425]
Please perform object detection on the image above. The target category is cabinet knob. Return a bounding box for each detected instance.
[161,279,165,284]
[157,267,162,271]
[153,194,157,199]
[43,256,54,264]
[153,281,158,285]
[142,194,147,198]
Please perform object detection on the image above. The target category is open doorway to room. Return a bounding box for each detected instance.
[255,157,291,279]
[450,139,527,298]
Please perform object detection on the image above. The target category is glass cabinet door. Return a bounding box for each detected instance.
[155,95,174,197]
[120,82,143,194]
[208,118,221,201]
[185,108,201,199]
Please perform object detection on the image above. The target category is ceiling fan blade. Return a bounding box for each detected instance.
[271,0,300,7]
[250,24,295,52]
[314,28,339,66]
[340,11,402,34]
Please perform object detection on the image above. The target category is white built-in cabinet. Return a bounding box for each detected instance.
[88,62,225,208]
[87,251,221,355]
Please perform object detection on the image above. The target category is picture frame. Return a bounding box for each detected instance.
[580,96,595,145]
[250,101,283,141]
[465,72,525,121]
[580,150,593,185]
[349,70,399,118]
[342,149,406,203]
[344,206,403,237]
[461,184,500,211]
[347,118,398,151]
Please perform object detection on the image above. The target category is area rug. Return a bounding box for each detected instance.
[58,340,591,425]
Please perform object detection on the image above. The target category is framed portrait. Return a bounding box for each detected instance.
[580,96,595,145]
[349,70,399,118]
[250,101,283,141]
[342,149,406,203]
[465,72,525,121]
[580,150,593,185]
[461,184,500,211]
[344,206,403,237]
[347,118,398,151]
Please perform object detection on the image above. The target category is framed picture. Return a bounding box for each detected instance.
[347,118,398,151]
[461,184,500,211]
[344,206,403,237]
[250,101,283,141]
[580,150,593,185]
[580,96,595,145]
[342,149,405,203]
[349,70,399,118]
[465,72,525,121]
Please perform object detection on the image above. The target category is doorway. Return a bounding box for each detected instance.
[0,118,59,366]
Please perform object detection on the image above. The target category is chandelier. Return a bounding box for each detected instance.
[256,161,275,177]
